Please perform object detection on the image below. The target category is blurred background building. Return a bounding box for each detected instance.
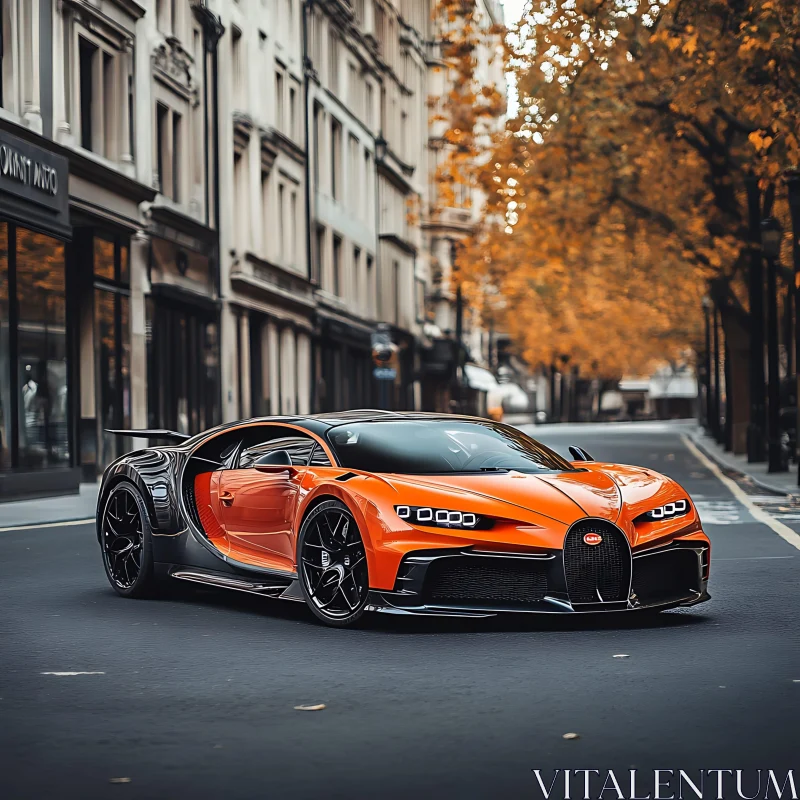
[0,0,508,500]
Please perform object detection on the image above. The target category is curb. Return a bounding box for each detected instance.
[687,431,800,499]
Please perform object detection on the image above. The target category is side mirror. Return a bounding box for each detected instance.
[568,445,594,462]
[253,449,298,476]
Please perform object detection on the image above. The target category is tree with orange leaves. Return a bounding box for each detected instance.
[453,0,800,380]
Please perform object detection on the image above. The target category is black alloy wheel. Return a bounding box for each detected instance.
[100,482,156,598]
[298,499,370,627]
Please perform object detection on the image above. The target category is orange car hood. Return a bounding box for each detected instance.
[383,468,622,526]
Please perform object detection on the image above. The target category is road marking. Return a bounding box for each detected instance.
[714,556,795,561]
[0,518,94,533]
[692,500,742,525]
[41,671,105,676]
[682,435,800,552]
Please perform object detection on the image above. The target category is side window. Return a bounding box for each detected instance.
[240,435,315,468]
[309,444,333,467]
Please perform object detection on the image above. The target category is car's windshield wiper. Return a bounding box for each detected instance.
[476,466,511,472]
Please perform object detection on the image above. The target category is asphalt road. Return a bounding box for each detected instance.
[2,421,799,800]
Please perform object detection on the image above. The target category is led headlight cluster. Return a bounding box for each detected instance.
[394,505,492,530]
[643,499,689,521]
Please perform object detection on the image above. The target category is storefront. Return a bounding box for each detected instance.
[71,226,134,478]
[0,129,74,499]
[316,312,376,412]
[145,208,221,435]
[228,254,316,419]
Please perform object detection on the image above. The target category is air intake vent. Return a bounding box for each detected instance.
[183,484,202,530]
[564,520,631,603]
[424,557,548,606]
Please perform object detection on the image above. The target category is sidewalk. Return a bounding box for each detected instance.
[688,426,800,498]
[0,483,100,529]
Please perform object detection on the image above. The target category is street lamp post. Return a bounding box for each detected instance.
[762,216,784,473]
[787,172,800,484]
[702,296,713,434]
[746,177,767,462]
[713,303,722,443]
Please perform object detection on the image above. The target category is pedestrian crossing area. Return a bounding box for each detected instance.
[692,495,800,527]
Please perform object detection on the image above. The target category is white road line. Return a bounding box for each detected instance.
[0,518,94,533]
[714,556,795,561]
[41,671,105,676]
[682,435,800,552]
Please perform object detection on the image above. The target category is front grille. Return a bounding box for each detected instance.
[423,557,549,606]
[564,520,631,603]
[632,548,702,606]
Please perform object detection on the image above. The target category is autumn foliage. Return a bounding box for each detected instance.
[451,0,800,378]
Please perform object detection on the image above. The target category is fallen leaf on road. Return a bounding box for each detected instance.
[213,744,224,749]
[562,733,580,740]
[612,654,629,659]
[665,454,675,461]
[109,778,131,784]
[294,704,326,711]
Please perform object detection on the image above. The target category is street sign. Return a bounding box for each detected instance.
[373,367,397,381]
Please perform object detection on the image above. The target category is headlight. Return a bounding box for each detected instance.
[642,499,690,522]
[394,505,493,530]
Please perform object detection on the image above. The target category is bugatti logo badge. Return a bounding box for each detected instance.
[583,532,603,546]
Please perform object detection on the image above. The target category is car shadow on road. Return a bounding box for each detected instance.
[89,582,713,636]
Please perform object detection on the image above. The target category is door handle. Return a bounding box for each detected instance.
[219,490,235,507]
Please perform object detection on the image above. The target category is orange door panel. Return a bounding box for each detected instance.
[216,468,302,570]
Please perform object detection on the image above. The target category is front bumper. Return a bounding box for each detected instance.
[365,540,710,617]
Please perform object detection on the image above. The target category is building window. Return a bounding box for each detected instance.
[155,102,182,201]
[365,81,374,129]
[290,189,298,268]
[415,277,425,323]
[232,27,245,110]
[77,37,118,159]
[172,111,182,202]
[234,150,249,251]
[331,117,342,201]
[289,86,296,139]
[393,260,400,324]
[315,225,325,285]
[348,134,359,208]
[328,32,339,94]
[278,182,285,261]
[261,170,270,258]
[275,68,284,132]
[364,149,373,222]
[0,223,70,472]
[92,235,131,470]
[313,102,322,187]
[353,246,361,309]
[366,254,374,317]
[332,235,342,296]
[155,102,168,194]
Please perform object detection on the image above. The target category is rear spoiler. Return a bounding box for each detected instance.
[106,429,192,443]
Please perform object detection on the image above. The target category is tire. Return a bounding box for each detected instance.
[100,481,157,598]
[297,499,370,628]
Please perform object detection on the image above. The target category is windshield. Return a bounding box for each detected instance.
[326,419,575,474]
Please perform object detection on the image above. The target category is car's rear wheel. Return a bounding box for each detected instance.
[100,482,156,598]
[298,499,370,627]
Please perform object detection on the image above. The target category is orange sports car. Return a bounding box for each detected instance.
[97,411,710,627]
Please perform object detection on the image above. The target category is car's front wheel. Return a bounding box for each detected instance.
[100,482,157,598]
[298,499,370,627]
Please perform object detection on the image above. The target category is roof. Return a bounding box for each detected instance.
[169,411,503,448]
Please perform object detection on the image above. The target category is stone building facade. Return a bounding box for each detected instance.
[0,0,504,500]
